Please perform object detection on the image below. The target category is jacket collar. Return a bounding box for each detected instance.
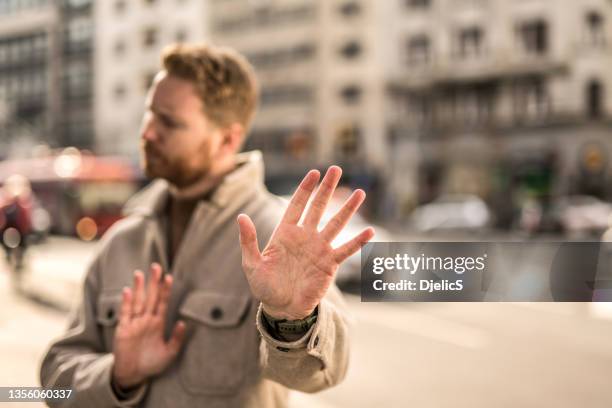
[123,150,266,217]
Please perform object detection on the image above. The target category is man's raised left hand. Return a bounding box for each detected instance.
[237,166,374,320]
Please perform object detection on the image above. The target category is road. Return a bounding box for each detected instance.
[0,236,611,407]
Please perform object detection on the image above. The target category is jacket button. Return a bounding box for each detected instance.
[107,309,115,320]
[211,307,223,320]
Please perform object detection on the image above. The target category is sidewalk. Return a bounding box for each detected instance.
[18,236,95,312]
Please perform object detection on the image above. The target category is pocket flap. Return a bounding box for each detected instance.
[179,290,251,328]
[96,292,122,326]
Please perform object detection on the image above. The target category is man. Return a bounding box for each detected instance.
[40,43,373,407]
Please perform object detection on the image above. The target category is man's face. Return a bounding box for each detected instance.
[140,71,222,187]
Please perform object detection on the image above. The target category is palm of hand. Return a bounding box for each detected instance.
[238,166,374,320]
[112,265,186,389]
[114,311,175,381]
[249,224,338,319]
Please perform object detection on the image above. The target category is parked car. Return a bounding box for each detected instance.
[409,194,491,232]
[553,195,612,237]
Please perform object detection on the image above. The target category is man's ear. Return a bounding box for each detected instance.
[220,123,245,153]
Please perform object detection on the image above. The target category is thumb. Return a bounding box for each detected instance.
[167,320,186,356]
[237,214,261,270]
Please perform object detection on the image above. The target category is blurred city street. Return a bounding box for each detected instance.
[3,1,612,405]
[1,235,611,408]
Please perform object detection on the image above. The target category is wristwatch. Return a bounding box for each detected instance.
[261,307,318,342]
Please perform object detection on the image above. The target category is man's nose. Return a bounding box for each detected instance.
[141,116,158,142]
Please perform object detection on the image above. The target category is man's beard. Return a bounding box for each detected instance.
[141,142,212,188]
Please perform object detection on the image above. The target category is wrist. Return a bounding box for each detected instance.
[261,305,318,342]
[261,303,314,320]
[111,365,145,391]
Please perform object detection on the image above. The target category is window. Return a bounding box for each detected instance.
[114,83,126,100]
[66,0,92,8]
[142,27,158,48]
[175,29,188,43]
[285,129,312,159]
[340,85,362,104]
[339,1,361,17]
[33,34,47,56]
[246,43,315,68]
[245,127,313,157]
[406,35,430,65]
[335,124,360,158]
[456,27,483,59]
[260,85,313,106]
[587,80,604,118]
[65,61,91,97]
[514,78,549,121]
[406,0,430,10]
[114,38,126,56]
[452,86,494,125]
[114,0,126,14]
[339,40,362,59]
[215,4,316,33]
[67,17,92,44]
[586,11,606,47]
[518,20,548,56]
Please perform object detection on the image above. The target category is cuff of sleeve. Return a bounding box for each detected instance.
[256,300,334,367]
[256,302,314,351]
[101,354,148,407]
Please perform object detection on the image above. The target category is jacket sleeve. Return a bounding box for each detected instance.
[256,284,351,393]
[39,258,147,407]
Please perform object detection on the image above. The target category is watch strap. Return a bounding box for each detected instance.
[262,307,318,342]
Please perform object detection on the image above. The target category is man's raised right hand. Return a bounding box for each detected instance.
[112,263,186,389]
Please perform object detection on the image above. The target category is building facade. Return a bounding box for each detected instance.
[0,0,61,157]
[210,0,612,222]
[61,0,95,149]
[388,0,612,224]
[209,0,387,195]
[0,0,95,157]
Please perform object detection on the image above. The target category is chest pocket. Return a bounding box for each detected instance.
[178,290,254,396]
[96,292,122,351]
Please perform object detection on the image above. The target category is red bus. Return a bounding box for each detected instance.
[0,148,142,240]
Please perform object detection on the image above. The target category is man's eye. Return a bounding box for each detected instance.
[161,117,177,128]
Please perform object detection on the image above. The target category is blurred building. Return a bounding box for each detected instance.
[93,0,209,157]
[0,0,94,156]
[62,0,95,149]
[387,0,612,225]
[209,0,387,201]
[210,0,612,223]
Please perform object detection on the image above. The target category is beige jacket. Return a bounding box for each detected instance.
[40,151,350,407]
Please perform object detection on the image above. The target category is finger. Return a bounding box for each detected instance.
[321,189,366,242]
[119,287,133,325]
[144,263,162,315]
[155,273,173,317]
[333,227,375,264]
[303,166,342,229]
[166,320,187,355]
[280,170,320,225]
[237,214,262,271]
[132,270,145,316]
